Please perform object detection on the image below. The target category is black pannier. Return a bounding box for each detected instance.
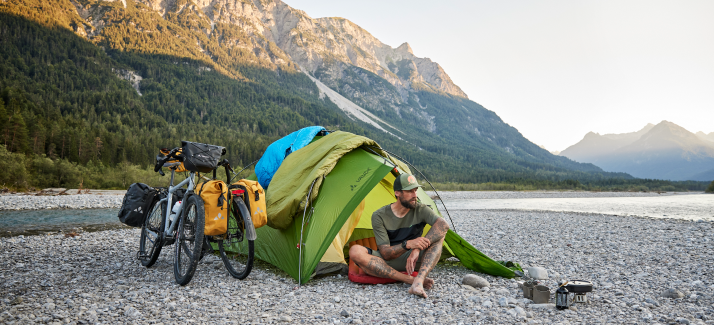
[181,141,226,173]
[118,183,157,227]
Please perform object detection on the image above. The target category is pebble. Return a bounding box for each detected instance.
[462,274,490,288]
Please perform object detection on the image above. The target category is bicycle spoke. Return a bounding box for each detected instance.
[181,241,193,260]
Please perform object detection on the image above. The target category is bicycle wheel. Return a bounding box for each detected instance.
[219,198,254,279]
[139,199,165,267]
[174,194,205,285]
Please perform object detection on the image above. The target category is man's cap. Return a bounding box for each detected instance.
[393,174,423,191]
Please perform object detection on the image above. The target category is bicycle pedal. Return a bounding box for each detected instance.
[136,251,149,260]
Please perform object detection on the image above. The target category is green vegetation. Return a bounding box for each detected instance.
[706,181,714,193]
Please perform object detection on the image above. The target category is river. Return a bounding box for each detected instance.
[441,193,713,220]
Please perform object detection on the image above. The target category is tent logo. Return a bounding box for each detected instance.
[355,168,371,183]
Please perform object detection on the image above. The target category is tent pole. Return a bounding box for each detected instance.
[369,146,458,234]
[298,177,318,286]
[229,159,259,184]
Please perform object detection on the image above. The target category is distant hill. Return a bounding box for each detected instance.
[561,121,714,181]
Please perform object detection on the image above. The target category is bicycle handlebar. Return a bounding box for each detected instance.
[154,147,182,173]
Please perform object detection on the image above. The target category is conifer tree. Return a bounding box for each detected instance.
[8,111,29,154]
[0,99,6,145]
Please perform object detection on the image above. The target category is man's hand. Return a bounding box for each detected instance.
[406,249,420,274]
[407,237,430,250]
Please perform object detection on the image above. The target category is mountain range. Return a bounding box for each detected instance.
[0,0,657,189]
[560,121,714,181]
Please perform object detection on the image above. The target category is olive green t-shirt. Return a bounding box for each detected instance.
[371,202,439,247]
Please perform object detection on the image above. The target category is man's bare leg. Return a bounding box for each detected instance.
[409,219,449,298]
[408,238,443,297]
[349,245,434,287]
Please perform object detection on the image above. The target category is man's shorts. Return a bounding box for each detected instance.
[366,246,424,272]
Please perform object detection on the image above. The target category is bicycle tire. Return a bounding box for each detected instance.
[139,199,165,268]
[218,199,254,279]
[174,194,205,285]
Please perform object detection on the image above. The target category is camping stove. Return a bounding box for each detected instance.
[565,280,593,303]
[573,293,588,303]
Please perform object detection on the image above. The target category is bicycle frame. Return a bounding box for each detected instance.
[146,169,197,240]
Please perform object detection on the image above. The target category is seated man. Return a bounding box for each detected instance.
[349,174,449,298]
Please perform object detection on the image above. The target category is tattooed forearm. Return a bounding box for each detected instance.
[377,244,407,261]
[424,218,449,244]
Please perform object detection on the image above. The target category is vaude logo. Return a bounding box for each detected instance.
[356,168,371,183]
[214,212,224,221]
[351,168,371,191]
[133,207,143,213]
[254,207,264,215]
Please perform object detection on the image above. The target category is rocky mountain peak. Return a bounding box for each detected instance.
[396,42,413,55]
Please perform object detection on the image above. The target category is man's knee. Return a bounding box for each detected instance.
[349,244,371,262]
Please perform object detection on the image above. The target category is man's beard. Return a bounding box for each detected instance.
[398,196,416,209]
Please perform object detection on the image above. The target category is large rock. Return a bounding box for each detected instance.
[661,288,684,299]
[526,267,549,280]
[462,274,490,289]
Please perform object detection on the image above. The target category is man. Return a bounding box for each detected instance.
[349,173,449,298]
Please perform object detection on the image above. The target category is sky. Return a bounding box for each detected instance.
[282,0,714,151]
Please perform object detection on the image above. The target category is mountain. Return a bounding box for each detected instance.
[0,0,637,190]
[561,121,714,181]
[560,123,655,162]
[696,131,714,143]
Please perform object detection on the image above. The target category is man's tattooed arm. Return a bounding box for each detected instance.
[424,218,449,244]
[377,244,407,261]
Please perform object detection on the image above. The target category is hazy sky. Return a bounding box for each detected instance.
[283,0,714,151]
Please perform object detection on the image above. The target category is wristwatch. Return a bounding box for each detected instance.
[401,240,408,250]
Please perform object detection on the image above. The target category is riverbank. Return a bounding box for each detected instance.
[1,190,696,211]
[1,210,712,324]
[0,190,124,211]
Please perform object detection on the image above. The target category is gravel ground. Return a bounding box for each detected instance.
[1,210,712,324]
[0,195,124,211]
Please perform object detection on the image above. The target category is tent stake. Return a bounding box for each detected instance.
[298,177,318,286]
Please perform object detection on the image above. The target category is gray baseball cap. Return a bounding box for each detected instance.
[393,174,423,191]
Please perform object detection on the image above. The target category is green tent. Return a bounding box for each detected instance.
[234,131,518,284]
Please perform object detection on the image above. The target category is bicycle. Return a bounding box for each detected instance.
[138,143,255,284]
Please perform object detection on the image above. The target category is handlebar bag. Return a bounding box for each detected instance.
[157,149,187,172]
[181,141,225,173]
[231,179,267,229]
[118,183,157,227]
[198,180,229,236]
